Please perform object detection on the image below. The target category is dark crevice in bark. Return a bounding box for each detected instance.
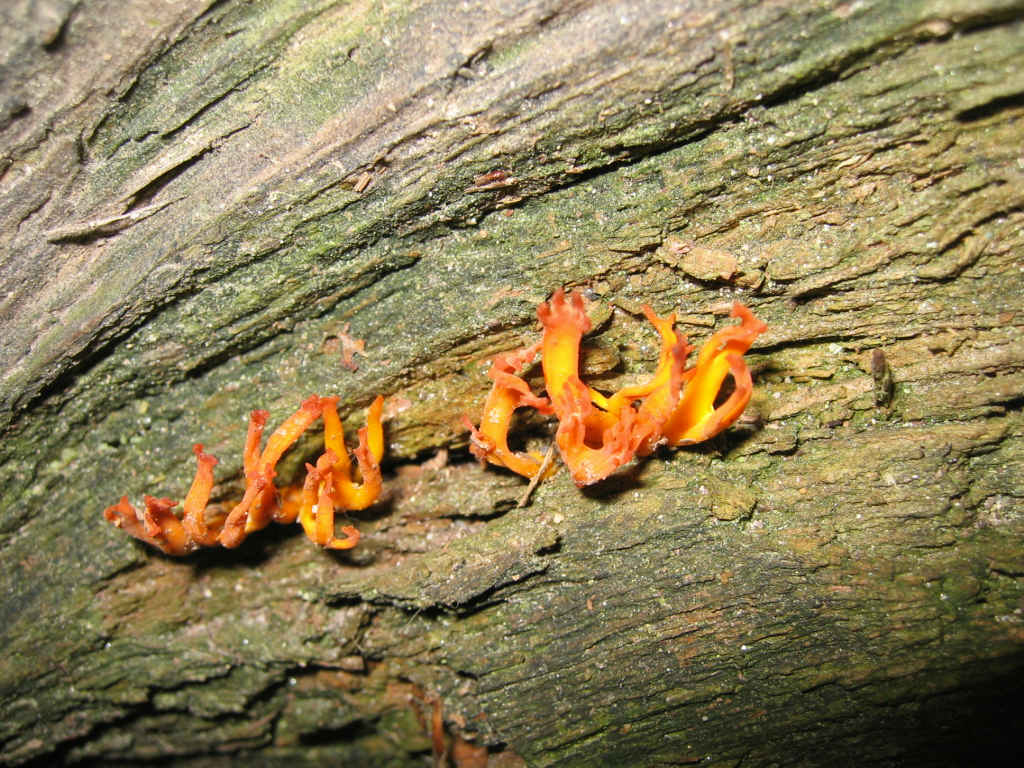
[956,90,1024,122]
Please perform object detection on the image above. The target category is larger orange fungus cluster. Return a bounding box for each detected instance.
[465,289,767,486]
[104,395,384,556]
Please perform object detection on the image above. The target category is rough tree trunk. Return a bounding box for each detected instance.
[1,1,1022,766]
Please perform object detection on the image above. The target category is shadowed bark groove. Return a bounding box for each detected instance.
[1,1,1022,766]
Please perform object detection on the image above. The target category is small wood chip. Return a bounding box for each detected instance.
[871,348,894,407]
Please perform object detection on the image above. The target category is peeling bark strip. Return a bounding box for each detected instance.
[43,197,184,243]
[1,1,1023,766]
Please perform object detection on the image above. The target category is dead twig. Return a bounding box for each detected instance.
[517,443,557,508]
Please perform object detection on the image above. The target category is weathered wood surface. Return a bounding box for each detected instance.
[2,0,1023,765]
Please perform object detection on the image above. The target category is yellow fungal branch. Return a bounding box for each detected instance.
[463,342,554,479]
[660,303,766,446]
[103,395,385,555]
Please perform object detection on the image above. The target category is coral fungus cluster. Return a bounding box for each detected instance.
[104,289,763,554]
[466,289,766,486]
[104,395,384,556]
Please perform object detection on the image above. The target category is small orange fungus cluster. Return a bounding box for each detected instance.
[466,289,766,486]
[104,395,384,555]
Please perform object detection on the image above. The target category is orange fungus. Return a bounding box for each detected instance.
[103,395,385,555]
[465,289,766,486]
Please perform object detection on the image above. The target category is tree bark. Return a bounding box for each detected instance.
[2,1,1022,766]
